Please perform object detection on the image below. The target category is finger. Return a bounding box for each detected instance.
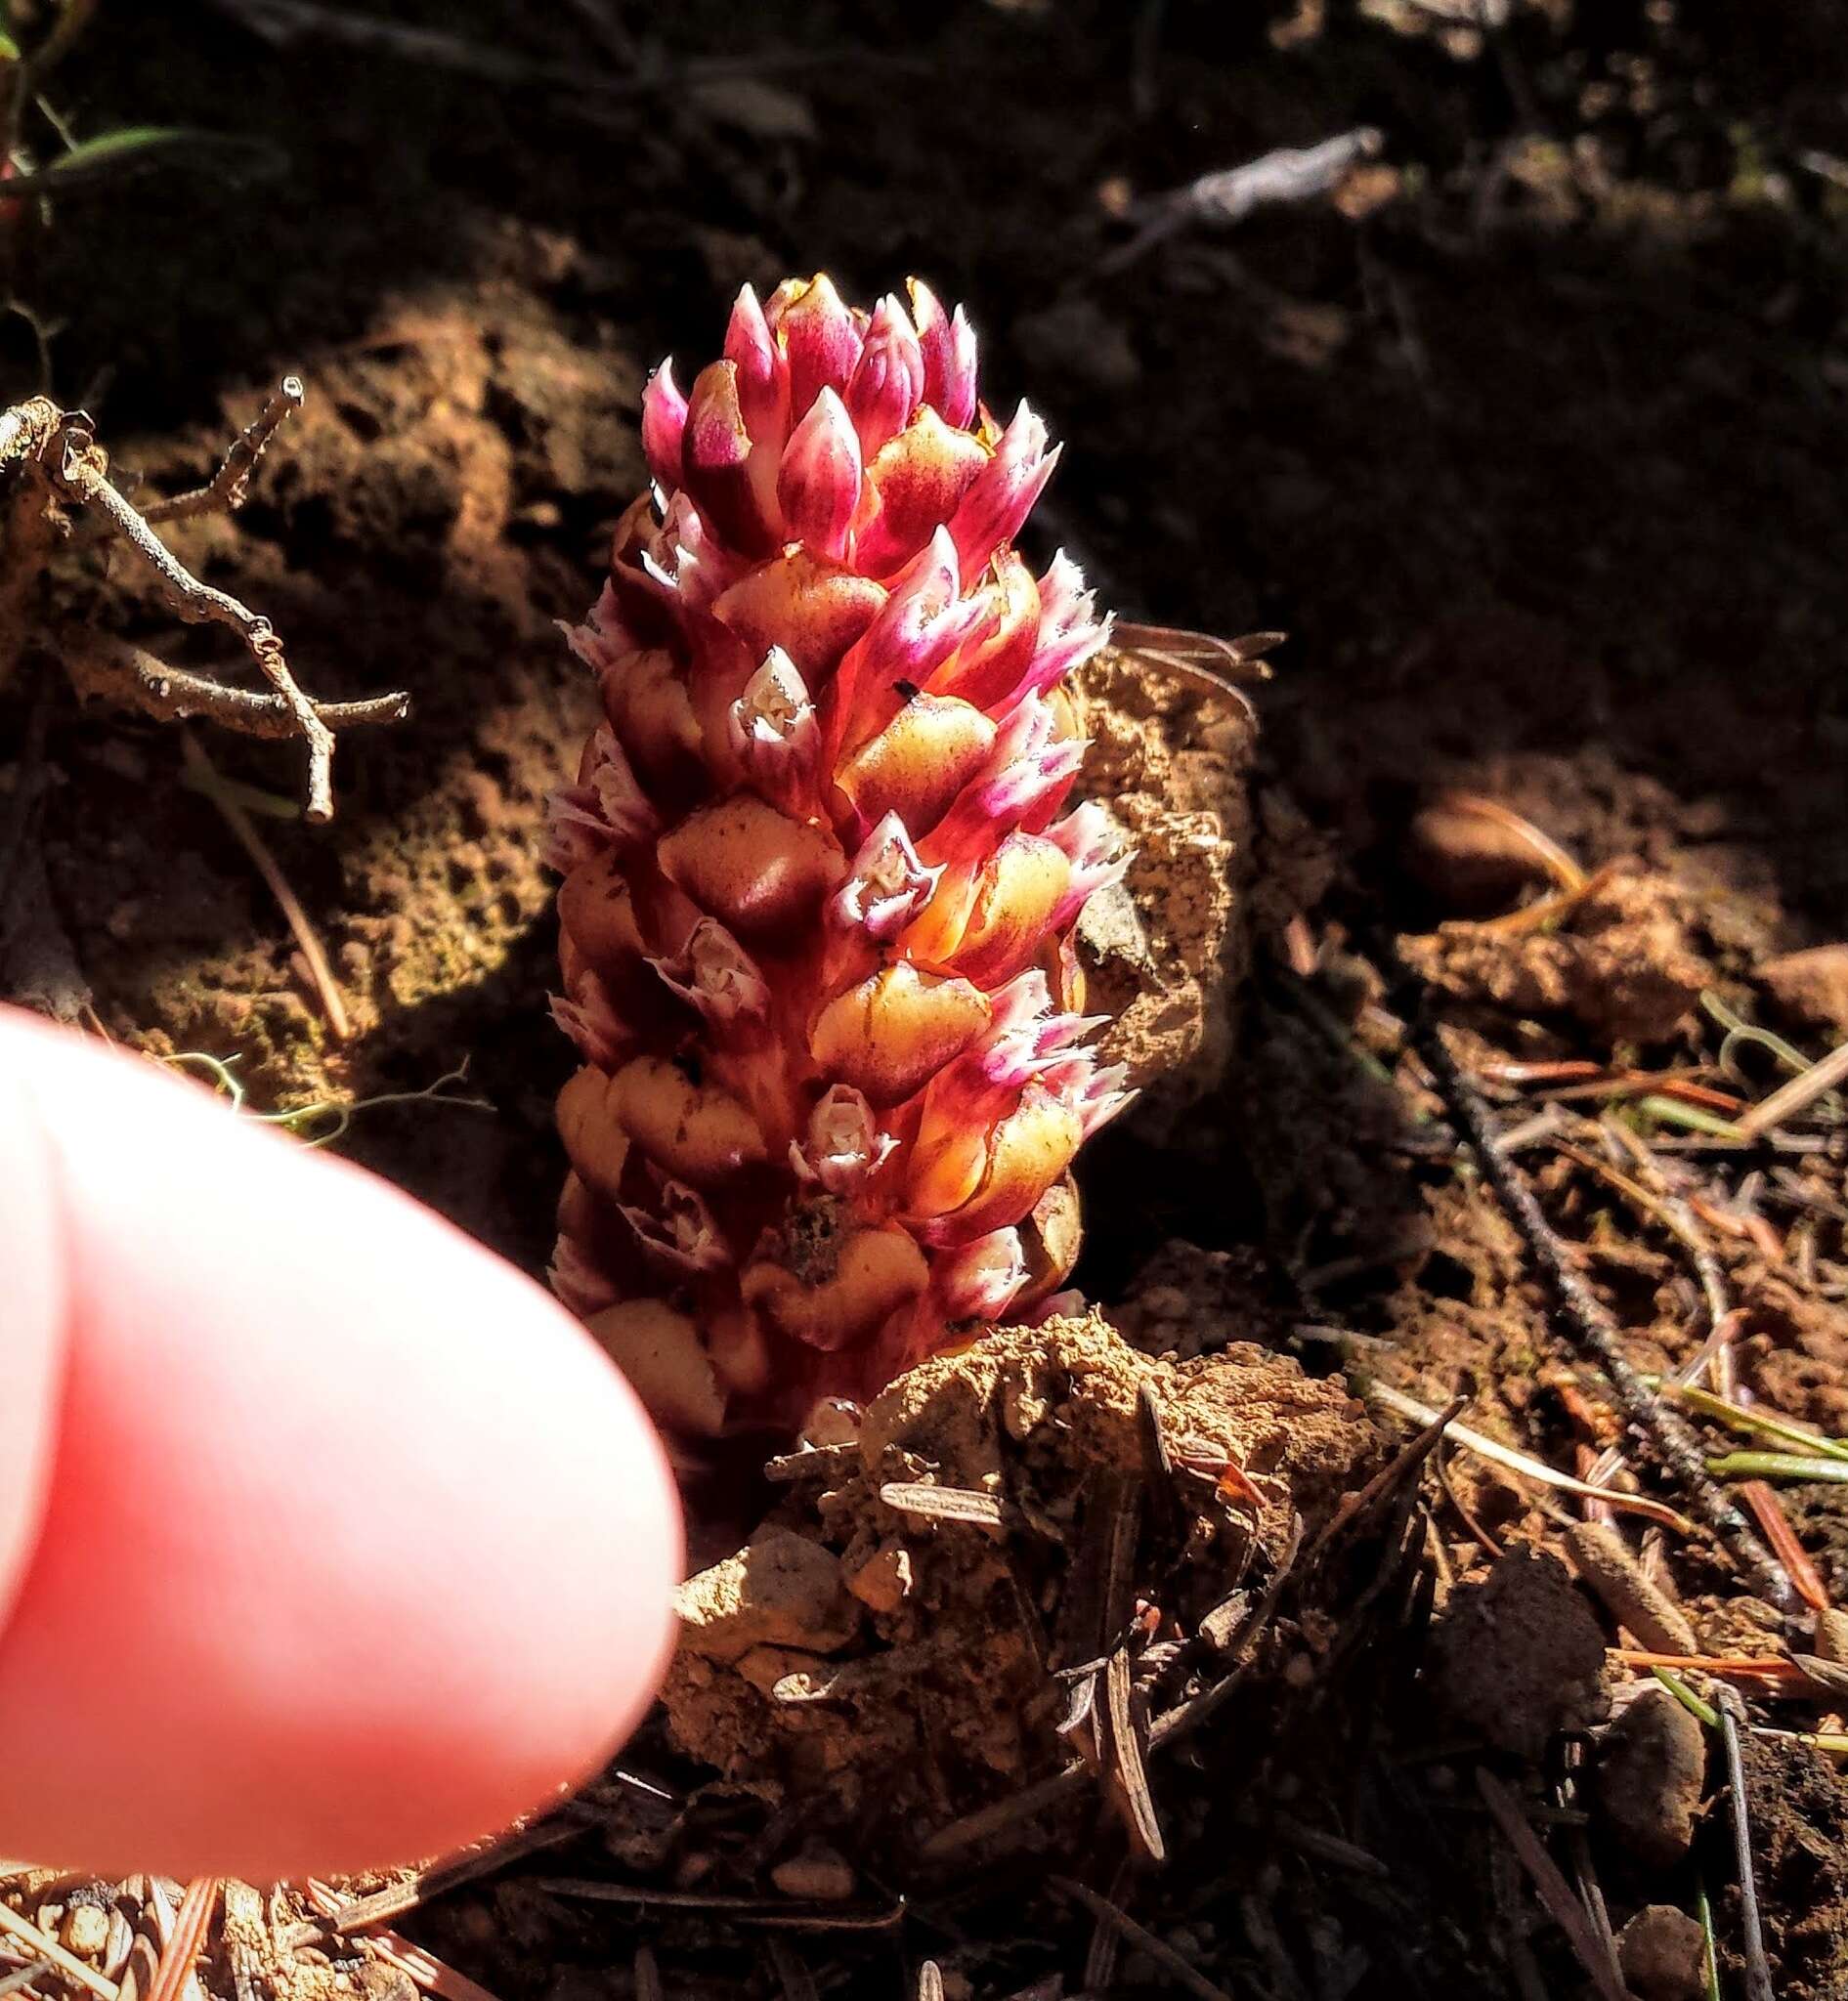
[0,1005,681,1881]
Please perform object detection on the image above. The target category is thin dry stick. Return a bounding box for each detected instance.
[1475,1771,1627,2001]
[1365,1382,1694,1534]
[62,631,408,743]
[0,1906,120,2001]
[142,379,305,525]
[1571,1122,1731,1336]
[1397,983,1797,1617]
[278,1817,584,1950]
[1735,1039,1848,1141]
[1716,1688,1775,2001]
[301,1885,507,2001]
[1048,1878,1235,2001]
[919,1520,1302,1859]
[143,1880,217,2001]
[51,430,338,824]
[0,1959,53,1997]
[182,731,352,1040]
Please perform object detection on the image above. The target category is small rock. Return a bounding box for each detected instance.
[356,1965,420,2001]
[1427,1547,1609,1759]
[733,1644,832,1697]
[1616,1904,1707,2001]
[1596,1683,1707,1870]
[60,1905,109,1960]
[1816,1605,1848,1667]
[1403,795,1562,914]
[846,1541,915,1614]
[675,1528,861,1664]
[1759,944,1848,1037]
[802,1397,862,1447]
[770,1844,856,1901]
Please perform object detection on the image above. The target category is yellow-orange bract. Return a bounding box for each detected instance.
[548,277,1132,1442]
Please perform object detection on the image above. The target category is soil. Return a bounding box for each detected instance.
[7,2,1848,1999]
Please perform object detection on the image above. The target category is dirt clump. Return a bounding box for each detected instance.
[1758,944,1848,1038]
[1425,1545,1609,1759]
[1728,1734,1848,2001]
[1616,1904,1708,2001]
[659,1310,1381,1840]
[1072,646,1256,1134]
[1737,1272,1848,1432]
[1397,865,1712,1044]
[1401,793,1568,916]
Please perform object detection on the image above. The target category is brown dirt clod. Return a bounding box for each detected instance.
[1758,945,1848,1039]
[1399,866,1712,1044]
[1426,1546,1609,1760]
[1073,646,1256,1133]
[658,1309,1381,1837]
[1616,1904,1709,2001]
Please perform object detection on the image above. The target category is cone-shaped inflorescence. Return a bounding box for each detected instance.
[547,276,1131,1445]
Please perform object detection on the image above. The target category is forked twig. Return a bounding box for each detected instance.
[2,387,408,822]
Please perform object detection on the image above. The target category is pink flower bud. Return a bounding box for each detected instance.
[776,387,863,562]
[948,402,1057,582]
[975,970,1107,1087]
[846,294,926,456]
[826,529,989,751]
[771,274,865,422]
[640,359,688,490]
[936,1227,1029,1321]
[789,1084,898,1195]
[549,1230,621,1319]
[924,550,1042,710]
[621,1175,731,1273]
[647,917,771,1026]
[1046,801,1132,929]
[542,725,657,870]
[724,282,789,445]
[925,696,1085,863]
[684,360,778,555]
[549,971,628,1072]
[713,548,887,681]
[728,647,820,809]
[833,812,943,943]
[908,278,977,429]
[1043,1052,1135,1140]
[858,407,988,576]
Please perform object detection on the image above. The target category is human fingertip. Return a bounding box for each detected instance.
[0,1006,683,1878]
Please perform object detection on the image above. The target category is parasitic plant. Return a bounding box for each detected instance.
[547,276,1131,1446]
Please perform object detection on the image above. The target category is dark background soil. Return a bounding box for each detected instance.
[7,2,1848,1994]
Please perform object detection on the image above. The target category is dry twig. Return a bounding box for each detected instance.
[0,1904,120,2001]
[182,732,352,1039]
[2,386,408,822]
[1716,1687,1775,2001]
[1475,1770,1627,2001]
[1392,974,1797,1617]
[1735,1039,1848,1141]
[1048,1878,1235,2001]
